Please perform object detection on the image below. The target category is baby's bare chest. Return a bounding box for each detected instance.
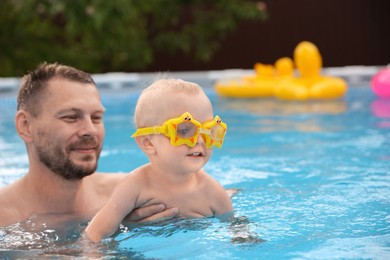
[138,188,214,218]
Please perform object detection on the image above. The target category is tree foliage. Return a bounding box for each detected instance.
[0,0,266,76]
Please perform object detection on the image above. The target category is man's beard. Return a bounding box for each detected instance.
[36,133,101,180]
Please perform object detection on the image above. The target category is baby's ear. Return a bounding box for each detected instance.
[134,136,156,155]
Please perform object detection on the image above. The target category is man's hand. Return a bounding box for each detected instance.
[125,204,179,223]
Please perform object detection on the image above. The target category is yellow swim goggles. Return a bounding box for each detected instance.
[131,112,227,148]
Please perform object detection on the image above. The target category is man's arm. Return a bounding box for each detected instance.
[126,204,179,222]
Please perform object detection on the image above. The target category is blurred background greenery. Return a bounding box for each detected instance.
[0,0,266,77]
[1,0,389,77]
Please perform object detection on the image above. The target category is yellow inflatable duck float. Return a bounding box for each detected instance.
[274,41,347,100]
[214,41,348,100]
[214,63,276,98]
[215,57,294,98]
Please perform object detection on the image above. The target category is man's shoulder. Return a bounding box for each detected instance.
[0,185,16,205]
[90,172,126,183]
[0,186,23,226]
[86,172,126,193]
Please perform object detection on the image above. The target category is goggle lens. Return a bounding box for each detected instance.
[210,124,225,141]
[176,122,198,139]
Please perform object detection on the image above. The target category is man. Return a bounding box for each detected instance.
[0,62,178,227]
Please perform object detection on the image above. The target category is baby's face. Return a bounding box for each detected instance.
[150,91,214,173]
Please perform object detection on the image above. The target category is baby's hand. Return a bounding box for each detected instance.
[225,188,240,198]
[79,230,96,244]
[229,216,265,244]
[76,231,106,257]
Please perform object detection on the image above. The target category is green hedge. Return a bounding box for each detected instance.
[0,0,266,77]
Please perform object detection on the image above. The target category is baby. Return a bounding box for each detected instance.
[85,78,233,242]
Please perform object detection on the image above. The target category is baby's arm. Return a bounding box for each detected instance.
[205,174,234,218]
[85,175,141,242]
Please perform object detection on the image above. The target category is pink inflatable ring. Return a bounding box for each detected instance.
[371,68,390,98]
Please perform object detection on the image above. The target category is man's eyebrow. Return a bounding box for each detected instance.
[55,107,105,116]
[55,108,83,116]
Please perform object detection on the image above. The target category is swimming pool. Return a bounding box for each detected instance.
[0,70,389,259]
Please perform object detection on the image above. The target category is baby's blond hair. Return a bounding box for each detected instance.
[134,78,204,127]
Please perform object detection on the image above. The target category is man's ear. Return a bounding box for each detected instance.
[134,136,156,155]
[15,110,33,142]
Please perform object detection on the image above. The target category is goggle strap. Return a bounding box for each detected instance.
[131,126,165,137]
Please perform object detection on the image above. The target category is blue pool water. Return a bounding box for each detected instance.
[0,77,389,259]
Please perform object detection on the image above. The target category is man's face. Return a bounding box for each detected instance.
[30,79,105,180]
